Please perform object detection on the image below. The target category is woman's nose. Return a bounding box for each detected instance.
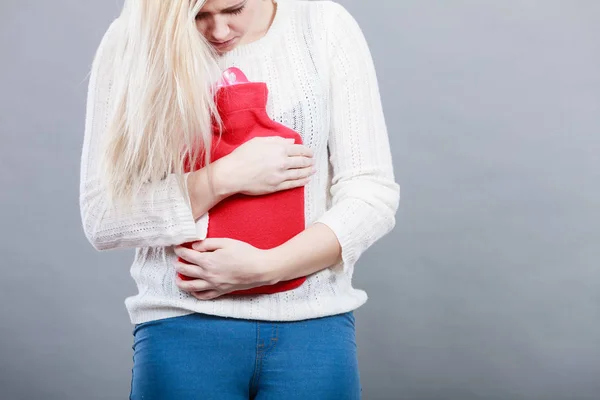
[210,16,231,42]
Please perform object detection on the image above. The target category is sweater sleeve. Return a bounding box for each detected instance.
[79,19,208,251]
[315,2,400,271]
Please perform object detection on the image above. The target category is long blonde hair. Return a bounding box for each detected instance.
[99,0,222,207]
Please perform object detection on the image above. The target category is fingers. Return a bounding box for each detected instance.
[176,275,214,292]
[285,155,315,169]
[283,165,316,181]
[277,176,312,191]
[192,238,229,252]
[257,136,313,158]
[286,144,314,158]
[173,245,207,266]
[191,291,222,301]
[173,259,207,280]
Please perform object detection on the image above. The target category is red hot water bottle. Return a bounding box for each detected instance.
[178,68,307,295]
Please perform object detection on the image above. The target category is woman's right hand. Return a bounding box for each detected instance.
[215,136,315,196]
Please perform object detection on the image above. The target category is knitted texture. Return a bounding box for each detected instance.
[178,80,307,295]
[80,0,400,324]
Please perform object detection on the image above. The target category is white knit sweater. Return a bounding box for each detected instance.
[80,0,400,324]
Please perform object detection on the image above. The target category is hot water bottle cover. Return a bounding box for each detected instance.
[177,67,307,295]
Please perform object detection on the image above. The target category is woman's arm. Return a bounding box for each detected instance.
[170,4,398,296]
[260,223,341,283]
[173,223,341,298]
[267,3,400,279]
[186,163,234,220]
[316,2,400,272]
[80,20,231,251]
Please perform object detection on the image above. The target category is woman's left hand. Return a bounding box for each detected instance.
[173,238,274,300]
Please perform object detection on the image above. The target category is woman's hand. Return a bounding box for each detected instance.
[172,238,275,300]
[216,136,316,196]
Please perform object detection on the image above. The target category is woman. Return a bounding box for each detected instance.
[80,0,399,398]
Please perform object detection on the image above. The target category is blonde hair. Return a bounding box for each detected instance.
[98,0,222,207]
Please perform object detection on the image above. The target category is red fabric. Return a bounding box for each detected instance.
[178,82,306,295]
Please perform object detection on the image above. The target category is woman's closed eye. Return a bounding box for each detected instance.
[196,3,247,20]
[227,5,246,16]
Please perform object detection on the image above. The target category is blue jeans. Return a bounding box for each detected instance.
[129,312,361,399]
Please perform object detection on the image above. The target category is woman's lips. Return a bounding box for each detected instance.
[210,37,238,51]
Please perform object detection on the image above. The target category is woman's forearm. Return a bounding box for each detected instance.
[262,222,342,283]
[187,160,237,220]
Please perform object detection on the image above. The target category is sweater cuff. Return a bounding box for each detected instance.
[315,204,360,272]
[195,213,209,240]
[181,172,209,242]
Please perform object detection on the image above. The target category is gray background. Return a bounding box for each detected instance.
[1,0,599,399]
